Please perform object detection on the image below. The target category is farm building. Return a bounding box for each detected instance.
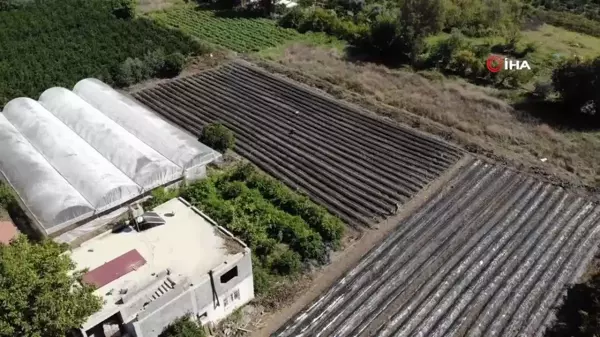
[0,79,220,240]
[69,197,254,337]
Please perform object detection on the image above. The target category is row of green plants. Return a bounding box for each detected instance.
[148,162,344,294]
[151,8,299,53]
[0,0,206,106]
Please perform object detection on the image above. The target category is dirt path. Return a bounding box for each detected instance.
[249,155,472,337]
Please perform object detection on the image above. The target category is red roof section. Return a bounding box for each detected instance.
[0,221,18,245]
[83,249,146,288]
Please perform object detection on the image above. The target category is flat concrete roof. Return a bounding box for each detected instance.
[69,198,245,327]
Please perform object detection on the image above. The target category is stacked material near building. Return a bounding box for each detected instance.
[0,80,220,238]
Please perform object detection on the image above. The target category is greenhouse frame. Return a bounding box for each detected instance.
[0,79,220,237]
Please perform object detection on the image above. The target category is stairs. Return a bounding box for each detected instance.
[150,278,175,301]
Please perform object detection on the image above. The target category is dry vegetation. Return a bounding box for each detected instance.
[252,43,600,194]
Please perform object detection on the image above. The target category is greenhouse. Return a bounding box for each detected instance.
[0,80,220,237]
[73,78,218,178]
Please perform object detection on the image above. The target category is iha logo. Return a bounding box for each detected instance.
[486,55,531,72]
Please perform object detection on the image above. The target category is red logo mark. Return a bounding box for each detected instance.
[486,55,504,73]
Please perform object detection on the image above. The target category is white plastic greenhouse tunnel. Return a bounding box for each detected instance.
[0,79,221,238]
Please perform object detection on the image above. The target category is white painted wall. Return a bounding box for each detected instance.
[198,275,254,322]
[131,252,254,337]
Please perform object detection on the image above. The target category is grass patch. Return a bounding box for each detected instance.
[426,24,600,83]
[146,162,345,295]
[0,0,204,107]
[258,32,347,60]
[150,7,300,53]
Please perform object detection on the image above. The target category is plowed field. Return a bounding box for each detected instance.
[274,158,600,337]
[133,61,463,228]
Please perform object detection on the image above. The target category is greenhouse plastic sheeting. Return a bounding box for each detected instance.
[2,98,142,212]
[0,115,95,235]
[39,88,183,190]
[73,78,220,176]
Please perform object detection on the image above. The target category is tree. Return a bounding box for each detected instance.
[0,236,102,337]
[159,315,206,337]
[400,0,445,36]
[199,123,236,152]
[552,56,600,117]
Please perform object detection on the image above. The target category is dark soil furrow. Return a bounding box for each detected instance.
[203,68,452,177]
[182,74,429,192]
[220,64,458,171]
[134,61,462,228]
[146,84,394,216]
[226,62,462,160]
[174,76,416,201]
[137,90,374,226]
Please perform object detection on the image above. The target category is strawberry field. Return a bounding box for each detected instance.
[150,8,299,53]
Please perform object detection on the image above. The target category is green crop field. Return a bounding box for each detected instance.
[150,8,300,53]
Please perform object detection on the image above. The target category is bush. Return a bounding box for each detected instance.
[278,6,305,29]
[144,49,167,76]
[159,315,206,337]
[552,56,600,116]
[0,183,14,209]
[297,7,340,35]
[199,123,236,152]
[114,57,148,87]
[143,187,180,210]
[443,0,525,37]
[533,80,553,99]
[161,52,186,78]
[111,0,136,19]
[268,245,302,275]
[534,9,600,37]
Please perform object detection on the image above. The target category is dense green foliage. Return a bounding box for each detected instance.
[552,56,600,117]
[0,236,102,337]
[159,316,207,337]
[151,8,299,53]
[0,183,13,210]
[0,0,205,106]
[113,50,188,87]
[279,0,527,65]
[180,163,344,293]
[144,187,181,210]
[533,9,600,37]
[528,0,600,20]
[199,123,236,152]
